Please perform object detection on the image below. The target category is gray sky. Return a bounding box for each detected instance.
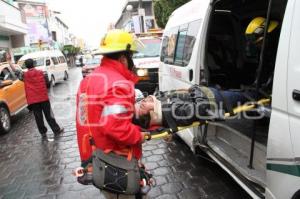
[48,0,125,48]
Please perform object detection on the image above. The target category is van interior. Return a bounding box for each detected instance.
[202,0,288,194]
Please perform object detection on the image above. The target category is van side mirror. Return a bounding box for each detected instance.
[46,60,51,66]
[0,80,13,88]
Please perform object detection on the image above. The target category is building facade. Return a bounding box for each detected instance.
[48,12,70,48]
[0,0,27,62]
[11,0,73,61]
[115,0,157,34]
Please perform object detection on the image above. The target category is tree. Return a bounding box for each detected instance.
[62,45,81,67]
[154,0,191,28]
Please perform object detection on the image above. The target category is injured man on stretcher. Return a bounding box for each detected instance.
[133,85,264,130]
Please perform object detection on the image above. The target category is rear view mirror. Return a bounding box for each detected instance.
[0,80,13,88]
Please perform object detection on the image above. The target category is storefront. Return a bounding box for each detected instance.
[0,0,27,63]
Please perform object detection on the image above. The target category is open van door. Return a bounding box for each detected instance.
[287,0,300,179]
[159,0,211,150]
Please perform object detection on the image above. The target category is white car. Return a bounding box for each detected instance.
[18,50,69,87]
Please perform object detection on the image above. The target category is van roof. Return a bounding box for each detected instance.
[19,50,64,61]
[166,0,210,29]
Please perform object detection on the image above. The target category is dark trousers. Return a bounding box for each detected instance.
[30,101,60,135]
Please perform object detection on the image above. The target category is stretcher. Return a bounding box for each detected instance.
[145,98,271,141]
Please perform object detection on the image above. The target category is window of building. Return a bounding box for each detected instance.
[52,31,57,41]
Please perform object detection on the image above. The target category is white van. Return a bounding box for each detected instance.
[18,50,69,87]
[134,36,162,95]
[159,0,300,198]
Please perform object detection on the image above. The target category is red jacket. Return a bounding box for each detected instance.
[24,68,48,105]
[76,57,142,162]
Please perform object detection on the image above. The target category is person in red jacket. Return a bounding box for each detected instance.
[76,30,149,198]
[24,58,64,140]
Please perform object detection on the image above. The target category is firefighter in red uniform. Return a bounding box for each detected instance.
[76,30,149,199]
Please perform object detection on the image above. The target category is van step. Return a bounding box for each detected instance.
[207,122,267,171]
[207,137,266,187]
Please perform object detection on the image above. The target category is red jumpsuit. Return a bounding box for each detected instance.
[76,57,142,163]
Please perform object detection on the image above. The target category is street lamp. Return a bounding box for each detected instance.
[126,5,133,12]
[126,5,134,32]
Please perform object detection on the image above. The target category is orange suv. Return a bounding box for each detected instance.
[0,63,27,134]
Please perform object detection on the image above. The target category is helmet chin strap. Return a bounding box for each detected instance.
[125,44,135,71]
[127,55,135,71]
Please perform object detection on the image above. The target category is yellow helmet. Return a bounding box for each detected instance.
[245,17,279,35]
[97,29,141,55]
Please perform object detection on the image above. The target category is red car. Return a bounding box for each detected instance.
[81,56,102,78]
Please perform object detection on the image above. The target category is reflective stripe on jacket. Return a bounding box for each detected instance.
[76,57,142,162]
[24,68,49,105]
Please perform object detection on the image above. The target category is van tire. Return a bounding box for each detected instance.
[51,75,56,87]
[292,190,300,199]
[64,71,69,81]
[0,106,11,134]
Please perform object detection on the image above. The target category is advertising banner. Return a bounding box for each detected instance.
[19,3,51,44]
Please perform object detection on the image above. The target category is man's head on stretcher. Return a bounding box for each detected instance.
[134,95,162,129]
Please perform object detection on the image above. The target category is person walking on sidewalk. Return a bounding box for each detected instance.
[23,58,64,140]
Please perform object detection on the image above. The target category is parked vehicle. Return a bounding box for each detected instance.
[76,55,86,67]
[159,0,300,198]
[0,63,27,134]
[133,37,161,95]
[81,56,102,78]
[18,50,69,87]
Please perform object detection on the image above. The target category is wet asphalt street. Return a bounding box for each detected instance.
[0,67,251,199]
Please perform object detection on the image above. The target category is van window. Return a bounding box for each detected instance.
[132,38,161,59]
[35,58,45,67]
[161,27,179,64]
[174,30,187,66]
[59,56,66,63]
[51,57,59,65]
[161,20,201,66]
[183,20,201,65]
[20,58,45,69]
[46,59,51,66]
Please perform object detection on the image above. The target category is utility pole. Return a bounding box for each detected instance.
[138,0,145,33]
